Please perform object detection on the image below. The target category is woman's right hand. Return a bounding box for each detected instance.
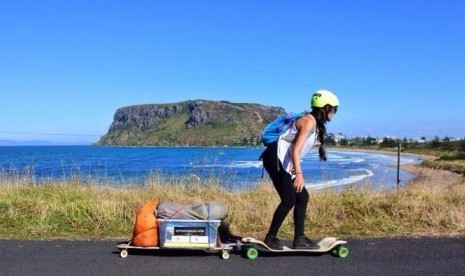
[293,174,305,193]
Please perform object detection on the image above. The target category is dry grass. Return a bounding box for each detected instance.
[0,168,464,239]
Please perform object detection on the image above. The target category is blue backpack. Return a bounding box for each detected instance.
[261,112,305,146]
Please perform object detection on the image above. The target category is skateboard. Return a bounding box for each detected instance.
[240,237,349,260]
[116,241,235,259]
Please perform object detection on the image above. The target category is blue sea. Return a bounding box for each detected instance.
[0,146,420,190]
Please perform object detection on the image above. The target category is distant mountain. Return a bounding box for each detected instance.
[0,140,92,146]
[96,99,285,146]
[0,140,56,146]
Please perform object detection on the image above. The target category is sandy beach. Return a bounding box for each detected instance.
[333,147,463,188]
[401,162,462,188]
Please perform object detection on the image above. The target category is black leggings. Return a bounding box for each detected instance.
[262,142,309,237]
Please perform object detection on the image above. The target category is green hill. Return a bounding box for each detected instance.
[96,100,285,146]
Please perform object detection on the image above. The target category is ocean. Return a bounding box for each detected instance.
[0,146,420,190]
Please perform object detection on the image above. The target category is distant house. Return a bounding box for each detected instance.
[334,133,346,143]
[447,137,460,142]
[410,137,427,144]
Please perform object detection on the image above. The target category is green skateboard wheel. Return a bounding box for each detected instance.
[337,246,349,258]
[246,247,259,260]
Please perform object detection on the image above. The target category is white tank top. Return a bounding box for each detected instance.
[277,115,317,174]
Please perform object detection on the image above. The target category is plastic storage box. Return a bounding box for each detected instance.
[158,219,221,249]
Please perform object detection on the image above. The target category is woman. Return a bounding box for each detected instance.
[261,89,339,250]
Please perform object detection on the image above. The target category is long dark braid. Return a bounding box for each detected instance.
[310,105,332,161]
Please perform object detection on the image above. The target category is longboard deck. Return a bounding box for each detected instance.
[241,237,346,253]
[116,241,234,251]
[116,241,235,259]
[117,242,159,250]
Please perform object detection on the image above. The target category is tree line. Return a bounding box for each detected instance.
[327,134,465,152]
[233,132,465,152]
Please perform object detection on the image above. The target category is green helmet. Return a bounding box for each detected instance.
[311,89,339,108]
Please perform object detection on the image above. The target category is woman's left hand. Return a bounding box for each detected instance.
[293,174,305,193]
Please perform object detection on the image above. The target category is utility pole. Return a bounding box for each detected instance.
[397,142,401,188]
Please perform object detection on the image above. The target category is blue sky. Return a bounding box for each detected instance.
[1,1,464,144]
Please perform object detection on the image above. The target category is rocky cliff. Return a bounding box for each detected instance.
[96,100,285,146]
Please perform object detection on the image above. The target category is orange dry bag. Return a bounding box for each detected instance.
[131,200,159,247]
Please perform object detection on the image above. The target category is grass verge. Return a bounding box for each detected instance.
[1,173,464,240]
[420,151,465,175]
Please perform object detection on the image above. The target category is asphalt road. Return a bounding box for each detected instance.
[1,237,464,275]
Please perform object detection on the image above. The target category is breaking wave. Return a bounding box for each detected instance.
[306,169,374,190]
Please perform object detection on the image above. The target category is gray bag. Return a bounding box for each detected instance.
[155,201,228,220]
